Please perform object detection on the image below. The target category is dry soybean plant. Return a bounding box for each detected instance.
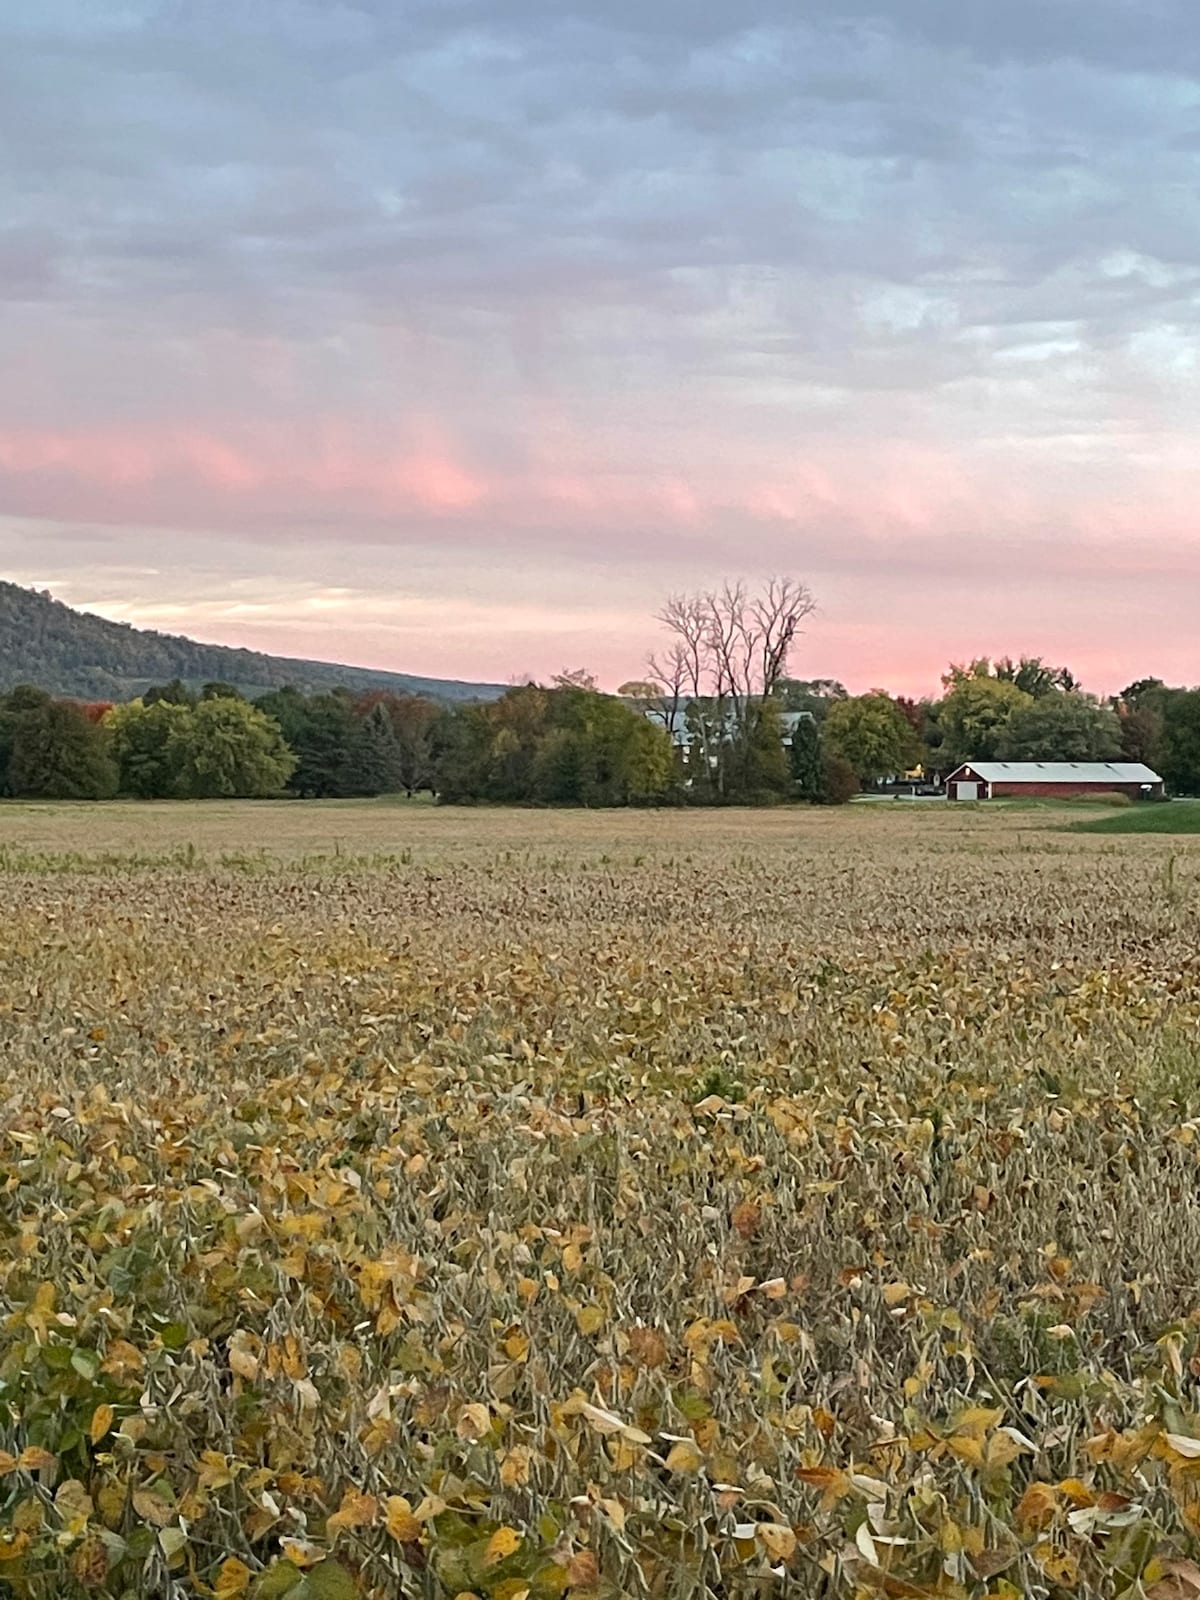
[1,803,1200,1600]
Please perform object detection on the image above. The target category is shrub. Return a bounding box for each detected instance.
[1066,790,1133,807]
[816,751,859,805]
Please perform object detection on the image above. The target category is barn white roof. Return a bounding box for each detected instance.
[951,761,1161,784]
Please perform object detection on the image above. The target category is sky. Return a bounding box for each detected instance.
[2,0,1199,696]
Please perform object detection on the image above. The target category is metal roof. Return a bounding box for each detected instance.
[950,761,1162,784]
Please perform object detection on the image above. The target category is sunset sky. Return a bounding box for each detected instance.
[2,1,1198,696]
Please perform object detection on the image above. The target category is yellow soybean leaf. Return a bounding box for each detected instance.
[456,1403,491,1441]
[987,1429,1026,1469]
[90,1404,115,1445]
[213,1557,253,1598]
[70,1535,108,1586]
[384,1496,421,1542]
[228,1341,259,1382]
[485,1527,523,1567]
[0,1532,31,1563]
[1015,1483,1058,1530]
[796,1466,852,1511]
[54,1479,94,1533]
[1034,1543,1079,1586]
[952,1406,1004,1438]
[757,1524,797,1562]
[946,1434,986,1469]
[327,1488,377,1536]
[500,1447,532,1488]
[664,1440,705,1474]
[101,1341,144,1383]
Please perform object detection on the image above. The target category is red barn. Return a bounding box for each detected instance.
[946,761,1164,801]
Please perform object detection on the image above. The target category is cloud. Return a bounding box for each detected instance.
[2,0,1200,694]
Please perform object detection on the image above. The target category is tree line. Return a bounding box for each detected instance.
[769,662,1200,797]
[2,580,1199,803]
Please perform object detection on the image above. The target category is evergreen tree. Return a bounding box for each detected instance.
[790,715,822,800]
[344,702,404,795]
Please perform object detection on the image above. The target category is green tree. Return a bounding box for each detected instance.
[1120,677,1166,708]
[531,726,587,803]
[776,678,848,720]
[359,693,440,796]
[789,715,822,800]
[144,678,196,707]
[732,700,792,798]
[200,681,245,701]
[0,686,52,792]
[105,699,191,797]
[433,685,672,806]
[7,697,118,799]
[995,656,1079,698]
[617,713,674,802]
[485,685,550,800]
[344,701,404,795]
[535,687,673,805]
[257,690,358,798]
[1158,689,1200,795]
[431,705,491,803]
[1113,679,1166,770]
[823,693,916,784]
[937,677,1033,767]
[997,693,1122,762]
[169,697,295,798]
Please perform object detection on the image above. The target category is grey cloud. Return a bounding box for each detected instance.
[3,0,1200,534]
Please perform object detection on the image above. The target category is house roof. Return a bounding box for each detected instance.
[949,761,1162,784]
[637,700,813,746]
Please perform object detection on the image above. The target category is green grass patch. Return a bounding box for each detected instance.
[1072,800,1200,834]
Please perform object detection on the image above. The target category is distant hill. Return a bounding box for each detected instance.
[0,582,507,703]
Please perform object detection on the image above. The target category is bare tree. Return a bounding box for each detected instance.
[650,577,815,794]
[649,595,716,777]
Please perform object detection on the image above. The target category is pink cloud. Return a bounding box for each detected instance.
[0,421,489,523]
[6,413,1200,703]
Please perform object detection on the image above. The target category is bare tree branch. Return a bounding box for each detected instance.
[651,576,815,794]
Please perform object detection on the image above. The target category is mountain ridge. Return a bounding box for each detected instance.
[0,582,507,703]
